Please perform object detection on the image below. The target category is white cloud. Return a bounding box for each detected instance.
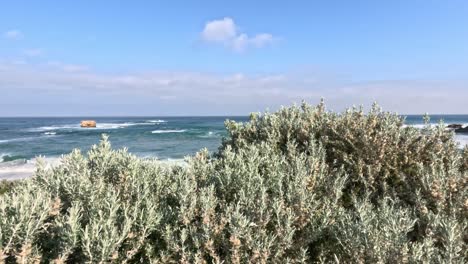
[201,18,275,52]
[231,34,248,52]
[23,49,44,57]
[201,17,237,42]
[4,30,23,40]
[251,33,274,48]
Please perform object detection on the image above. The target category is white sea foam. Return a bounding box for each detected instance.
[151,129,187,134]
[28,124,80,132]
[128,122,157,126]
[455,134,468,148]
[134,155,188,167]
[198,131,220,138]
[147,120,167,123]
[0,157,61,180]
[0,136,38,144]
[162,158,189,167]
[29,122,155,132]
[44,131,56,135]
[403,124,429,129]
[404,123,468,129]
[94,122,156,127]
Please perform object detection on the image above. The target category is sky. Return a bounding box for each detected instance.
[0,0,467,116]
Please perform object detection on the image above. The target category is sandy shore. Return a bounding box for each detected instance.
[0,163,37,180]
[0,158,62,180]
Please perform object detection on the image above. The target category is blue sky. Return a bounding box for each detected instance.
[1,0,467,115]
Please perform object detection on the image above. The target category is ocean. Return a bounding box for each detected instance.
[1,115,468,179]
[0,116,249,162]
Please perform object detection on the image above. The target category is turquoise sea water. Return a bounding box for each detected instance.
[1,115,468,165]
[0,116,248,163]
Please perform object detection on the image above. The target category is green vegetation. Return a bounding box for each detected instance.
[0,102,466,263]
[0,180,17,196]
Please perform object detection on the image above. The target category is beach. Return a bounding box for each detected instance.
[0,158,60,180]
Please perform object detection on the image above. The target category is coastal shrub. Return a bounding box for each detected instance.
[461,146,468,173]
[0,102,466,263]
[221,102,462,205]
[0,180,17,196]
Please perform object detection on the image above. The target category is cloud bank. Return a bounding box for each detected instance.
[0,61,466,116]
[201,17,274,52]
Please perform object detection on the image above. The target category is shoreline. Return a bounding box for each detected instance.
[0,157,187,181]
[0,157,61,180]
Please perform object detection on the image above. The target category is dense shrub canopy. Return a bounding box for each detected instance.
[0,102,466,263]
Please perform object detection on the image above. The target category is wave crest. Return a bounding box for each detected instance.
[151,129,186,134]
[0,136,38,144]
[28,122,156,132]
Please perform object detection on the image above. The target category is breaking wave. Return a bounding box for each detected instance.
[147,120,167,123]
[403,123,468,129]
[151,129,187,134]
[0,157,61,180]
[28,122,156,132]
[197,131,222,138]
[455,134,468,148]
[0,153,10,163]
[0,153,27,164]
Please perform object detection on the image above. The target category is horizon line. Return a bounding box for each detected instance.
[1,113,468,118]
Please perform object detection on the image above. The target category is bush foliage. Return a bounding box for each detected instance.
[0,181,17,196]
[0,102,466,263]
